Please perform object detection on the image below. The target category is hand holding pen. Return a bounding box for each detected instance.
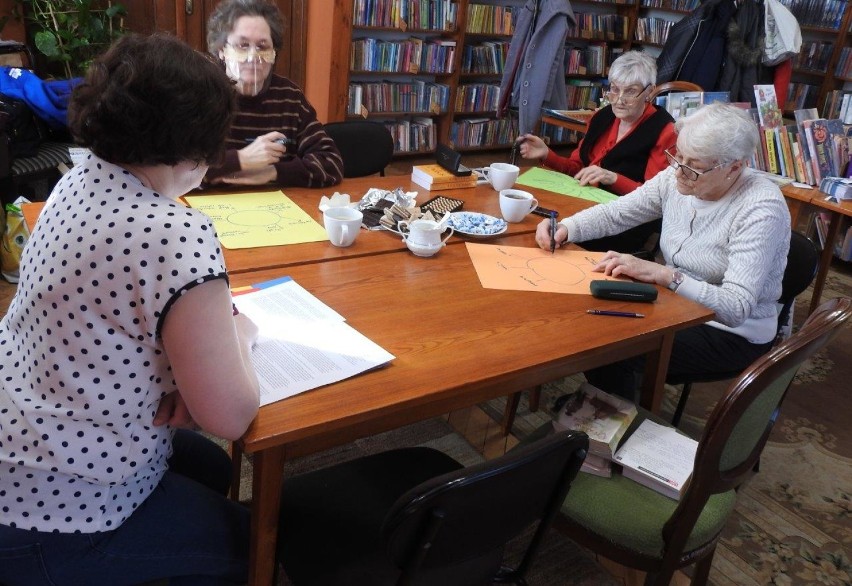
[238,131,288,170]
[535,217,567,250]
[549,211,557,254]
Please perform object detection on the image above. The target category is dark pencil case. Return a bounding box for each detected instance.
[590,280,658,303]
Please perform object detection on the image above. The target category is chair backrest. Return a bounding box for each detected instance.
[649,81,703,101]
[776,231,820,342]
[660,297,852,567]
[381,429,589,585]
[323,120,394,178]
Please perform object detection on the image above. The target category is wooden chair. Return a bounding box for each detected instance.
[323,120,394,178]
[667,231,821,426]
[649,81,703,101]
[276,430,589,585]
[530,297,851,586]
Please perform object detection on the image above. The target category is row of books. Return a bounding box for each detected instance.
[449,116,517,148]
[634,17,673,46]
[350,37,456,74]
[353,0,458,30]
[567,13,631,42]
[460,40,508,75]
[640,0,700,9]
[834,47,852,78]
[812,211,852,261]
[564,43,622,76]
[565,80,607,110]
[776,0,848,29]
[785,83,820,111]
[824,91,852,123]
[465,3,518,35]
[654,91,730,121]
[795,40,834,73]
[347,81,450,116]
[382,117,437,153]
[552,382,697,500]
[455,83,501,113]
[539,119,584,145]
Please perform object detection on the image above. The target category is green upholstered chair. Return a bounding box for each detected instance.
[529,297,852,586]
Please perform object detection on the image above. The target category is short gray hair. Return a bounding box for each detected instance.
[675,103,759,164]
[207,0,285,54]
[608,51,657,88]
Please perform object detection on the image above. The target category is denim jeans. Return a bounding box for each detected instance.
[0,430,249,586]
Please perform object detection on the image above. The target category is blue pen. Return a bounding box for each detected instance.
[549,211,557,254]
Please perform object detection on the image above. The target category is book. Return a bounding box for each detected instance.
[701,91,730,105]
[613,419,698,500]
[819,176,852,201]
[411,164,477,188]
[755,84,782,129]
[552,382,638,473]
[541,108,594,126]
[795,108,820,184]
[232,277,395,406]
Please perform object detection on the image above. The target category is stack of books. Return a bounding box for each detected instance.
[411,164,477,190]
[552,383,638,477]
[613,419,698,500]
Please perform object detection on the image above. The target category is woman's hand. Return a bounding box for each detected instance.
[518,134,549,160]
[153,392,195,428]
[238,131,288,171]
[592,251,670,285]
[575,165,617,187]
[234,313,259,351]
[534,217,569,250]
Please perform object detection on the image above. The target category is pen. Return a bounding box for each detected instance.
[549,211,557,254]
[587,309,645,318]
[232,303,240,316]
[244,137,293,145]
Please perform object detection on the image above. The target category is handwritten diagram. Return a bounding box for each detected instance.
[465,243,621,294]
[515,167,619,205]
[185,191,328,249]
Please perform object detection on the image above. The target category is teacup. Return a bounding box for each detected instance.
[499,189,539,223]
[323,206,363,247]
[481,163,519,191]
[398,219,453,256]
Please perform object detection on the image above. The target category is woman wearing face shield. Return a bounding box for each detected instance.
[205,0,344,188]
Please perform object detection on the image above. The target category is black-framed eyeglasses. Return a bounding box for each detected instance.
[604,83,650,105]
[664,149,725,181]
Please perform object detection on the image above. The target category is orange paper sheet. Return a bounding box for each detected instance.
[465,243,623,294]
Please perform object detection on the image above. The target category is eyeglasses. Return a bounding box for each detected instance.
[664,149,726,181]
[604,83,650,105]
[223,42,276,63]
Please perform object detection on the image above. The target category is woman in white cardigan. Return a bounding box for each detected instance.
[535,102,791,400]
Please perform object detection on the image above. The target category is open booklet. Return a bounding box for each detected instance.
[232,277,395,406]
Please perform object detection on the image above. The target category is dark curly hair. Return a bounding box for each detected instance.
[206,0,285,55]
[67,33,235,166]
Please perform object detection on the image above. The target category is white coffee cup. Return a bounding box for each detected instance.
[481,163,519,191]
[323,207,363,247]
[499,189,539,223]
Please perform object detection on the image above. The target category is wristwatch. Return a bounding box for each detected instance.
[668,269,685,292]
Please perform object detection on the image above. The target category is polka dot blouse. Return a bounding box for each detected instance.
[0,155,227,533]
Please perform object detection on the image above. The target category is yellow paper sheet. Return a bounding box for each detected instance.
[184,191,328,249]
[516,167,619,204]
[465,243,622,294]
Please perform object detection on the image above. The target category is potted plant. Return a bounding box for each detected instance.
[12,0,126,78]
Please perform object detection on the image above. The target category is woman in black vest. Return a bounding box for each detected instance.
[518,51,676,254]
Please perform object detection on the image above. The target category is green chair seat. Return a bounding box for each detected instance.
[562,472,736,559]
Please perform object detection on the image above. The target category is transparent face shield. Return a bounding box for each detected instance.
[222,43,276,96]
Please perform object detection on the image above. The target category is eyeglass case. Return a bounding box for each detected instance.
[590,280,658,303]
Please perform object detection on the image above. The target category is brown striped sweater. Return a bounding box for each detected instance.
[205,74,343,187]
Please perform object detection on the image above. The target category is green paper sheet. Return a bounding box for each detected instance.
[516,167,618,204]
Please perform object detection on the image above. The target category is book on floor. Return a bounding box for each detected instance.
[552,382,638,476]
[613,419,698,500]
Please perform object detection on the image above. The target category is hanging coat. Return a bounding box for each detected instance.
[656,0,734,86]
[718,0,773,104]
[498,0,575,135]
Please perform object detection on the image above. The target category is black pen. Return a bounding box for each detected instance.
[549,211,557,254]
[244,137,293,145]
[587,309,645,318]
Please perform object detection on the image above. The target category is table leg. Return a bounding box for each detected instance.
[809,211,842,316]
[248,446,287,586]
[639,331,675,414]
[229,441,243,501]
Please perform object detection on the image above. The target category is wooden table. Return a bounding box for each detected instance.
[231,233,713,585]
[22,174,596,275]
[539,114,589,135]
[801,193,852,314]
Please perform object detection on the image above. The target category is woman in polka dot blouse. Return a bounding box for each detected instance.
[0,34,261,585]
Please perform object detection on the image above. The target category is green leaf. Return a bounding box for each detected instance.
[34,30,61,58]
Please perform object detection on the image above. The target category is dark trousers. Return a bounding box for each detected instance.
[0,430,249,586]
[585,324,774,403]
